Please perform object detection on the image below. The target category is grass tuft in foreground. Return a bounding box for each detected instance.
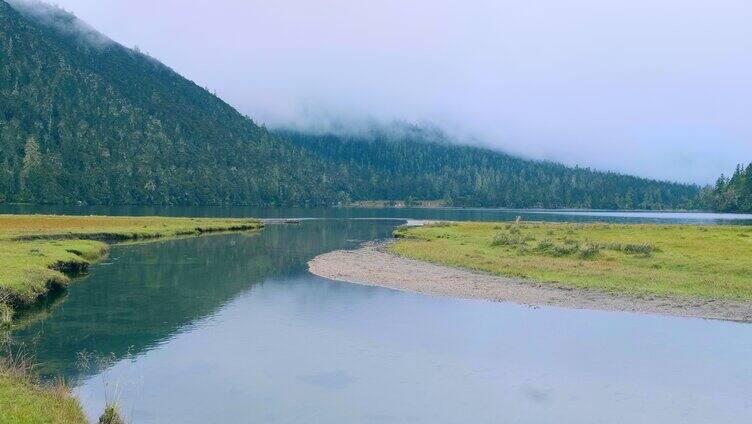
[97,405,125,424]
[390,221,752,300]
[0,343,87,424]
[0,371,87,424]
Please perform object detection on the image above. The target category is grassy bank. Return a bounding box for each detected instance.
[390,221,752,300]
[0,214,263,322]
[0,363,87,424]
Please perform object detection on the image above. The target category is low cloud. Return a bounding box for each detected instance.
[20,0,752,183]
[7,0,111,47]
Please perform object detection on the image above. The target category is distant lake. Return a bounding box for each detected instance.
[2,204,752,225]
[7,207,752,423]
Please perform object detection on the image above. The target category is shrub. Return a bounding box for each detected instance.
[535,239,554,251]
[622,243,654,255]
[98,405,125,424]
[552,243,579,256]
[599,242,655,255]
[579,244,601,259]
[492,232,524,247]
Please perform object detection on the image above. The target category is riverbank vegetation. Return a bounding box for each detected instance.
[0,354,87,424]
[390,221,752,300]
[0,214,262,324]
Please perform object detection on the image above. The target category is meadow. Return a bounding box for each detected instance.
[390,221,752,300]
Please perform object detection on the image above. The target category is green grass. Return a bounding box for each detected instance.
[0,365,87,424]
[390,221,752,300]
[0,214,263,319]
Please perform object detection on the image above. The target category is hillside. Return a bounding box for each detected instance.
[0,0,344,206]
[0,0,699,209]
[279,127,699,209]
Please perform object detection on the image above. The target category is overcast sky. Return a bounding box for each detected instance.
[36,0,752,183]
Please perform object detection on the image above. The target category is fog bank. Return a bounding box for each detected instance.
[16,0,752,183]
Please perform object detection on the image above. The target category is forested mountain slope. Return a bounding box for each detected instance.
[0,0,699,209]
[279,128,699,209]
[0,0,344,206]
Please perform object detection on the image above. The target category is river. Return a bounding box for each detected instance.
[6,207,752,423]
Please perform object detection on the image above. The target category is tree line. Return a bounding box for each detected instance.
[279,128,700,210]
[698,164,752,213]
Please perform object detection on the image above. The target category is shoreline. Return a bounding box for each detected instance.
[308,241,752,323]
[1,215,264,326]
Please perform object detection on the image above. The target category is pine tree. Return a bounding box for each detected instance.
[19,136,41,199]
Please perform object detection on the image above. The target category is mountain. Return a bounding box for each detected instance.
[0,0,344,206]
[0,1,699,209]
[278,126,699,209]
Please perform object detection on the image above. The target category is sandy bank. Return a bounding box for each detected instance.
[308,242,752,323]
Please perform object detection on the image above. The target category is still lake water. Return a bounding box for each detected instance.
[3,203,752,224]
[7,207,752,423]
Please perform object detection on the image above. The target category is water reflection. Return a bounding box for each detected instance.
[12,220,396,381]
[72,271,752,424]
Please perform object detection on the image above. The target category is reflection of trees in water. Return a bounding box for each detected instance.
[11,220,397,382]
[7,290,69,333]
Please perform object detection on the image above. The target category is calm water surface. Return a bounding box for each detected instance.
[2,204,752,224]
[8,208,752,423]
